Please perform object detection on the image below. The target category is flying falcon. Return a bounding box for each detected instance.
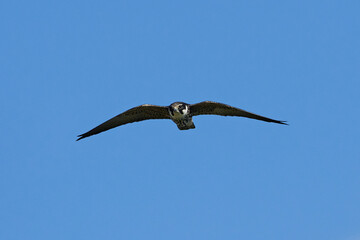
[77,101,287,141]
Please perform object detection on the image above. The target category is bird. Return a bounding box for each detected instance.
[76,101,287,141]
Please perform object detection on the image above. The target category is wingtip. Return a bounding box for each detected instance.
[279,121,289,125]
[76,134,85,141]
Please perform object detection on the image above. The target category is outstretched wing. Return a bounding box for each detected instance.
[190,101,287,125]
[77,104,170,141]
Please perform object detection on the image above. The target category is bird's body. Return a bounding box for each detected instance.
[77,101,287,141]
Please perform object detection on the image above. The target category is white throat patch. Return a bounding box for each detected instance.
[170,104,189,120]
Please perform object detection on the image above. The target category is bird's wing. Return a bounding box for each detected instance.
[77,104,170,140]
[190,101,287,125]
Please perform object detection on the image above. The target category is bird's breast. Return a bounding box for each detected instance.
[171,111,186,120]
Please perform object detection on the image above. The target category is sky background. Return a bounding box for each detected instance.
[1,0,360,239]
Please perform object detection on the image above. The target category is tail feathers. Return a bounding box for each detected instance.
[177,122,196,130]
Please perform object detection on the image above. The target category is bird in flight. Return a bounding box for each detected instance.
[77,101,287,141]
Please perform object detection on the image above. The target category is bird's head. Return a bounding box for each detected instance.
[169,102,189,117]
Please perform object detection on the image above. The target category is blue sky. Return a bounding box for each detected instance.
[1,0,359,239]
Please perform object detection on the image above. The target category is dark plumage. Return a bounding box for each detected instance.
[76,104,169,141]
[190,101,287,125]
[77,101,287,141]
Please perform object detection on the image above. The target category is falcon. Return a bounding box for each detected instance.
[77,101,287,141]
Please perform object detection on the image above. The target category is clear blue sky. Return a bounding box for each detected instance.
[1,1,359,239]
